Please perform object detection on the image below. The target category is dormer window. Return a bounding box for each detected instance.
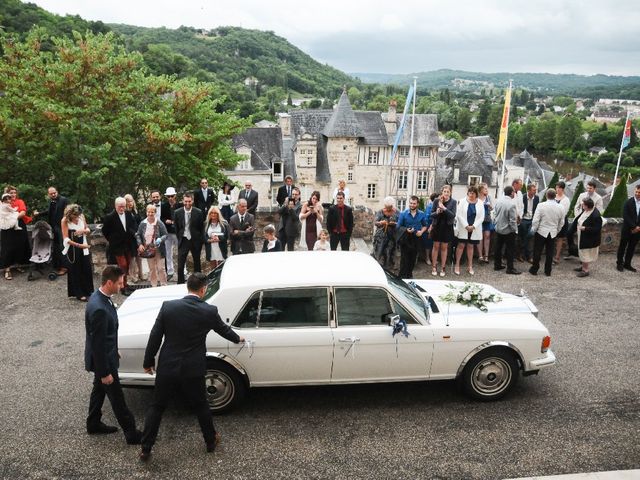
[272,161,283,182]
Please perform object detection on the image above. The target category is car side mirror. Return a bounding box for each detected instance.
[382,313,400,326]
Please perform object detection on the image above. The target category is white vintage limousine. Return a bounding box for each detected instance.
[118,251,555,412]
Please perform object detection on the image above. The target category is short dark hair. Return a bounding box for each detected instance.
[101,265,124,285]
[527,183,536,192]
[285,175,293,181]
[183,192,193,199]
[430,192,439,202]
[187,272,208,292]
[409,195,420,203]
[336,191,345,199]
[587,180,597,188]
[556,181,565,189]
[582,197,594,209]
[467,185,479,196]
[545,188,556,200]
[150,189,161,196]
[504,186,514,196]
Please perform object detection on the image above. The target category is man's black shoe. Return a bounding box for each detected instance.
[506,269,521,275]
[87,423,118,435]
[544,272,551,277]
[616,264,624,272]
[494,265,506,271]
[623,265,637,272]
[206,432,221,453]
[528,268,537,276]
[139,449,151,462]
[573,266,583,272]
[125,430,143,445]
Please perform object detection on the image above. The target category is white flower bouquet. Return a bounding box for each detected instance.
[439,282,502,313]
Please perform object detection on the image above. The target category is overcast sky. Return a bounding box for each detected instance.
[30,0,640,76]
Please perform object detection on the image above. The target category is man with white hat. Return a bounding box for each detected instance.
[160,187,182,281]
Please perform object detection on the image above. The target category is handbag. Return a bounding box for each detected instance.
[140,228,157,258]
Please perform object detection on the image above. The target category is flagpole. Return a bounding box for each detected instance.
[612,110,630,188]
[498,79,513,197]
[406,76,417,203]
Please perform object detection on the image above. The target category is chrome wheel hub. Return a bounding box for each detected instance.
[471,357,511,395]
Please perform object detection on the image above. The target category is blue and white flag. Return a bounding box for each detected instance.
[391,85,415,162]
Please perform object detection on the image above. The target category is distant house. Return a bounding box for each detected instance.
[439,136,498,199]
[505,150,556,197]
[589,146,607,156]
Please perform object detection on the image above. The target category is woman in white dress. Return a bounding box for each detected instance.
[453,186,484,276]
[204,206,229,269]
[572,197,602,277]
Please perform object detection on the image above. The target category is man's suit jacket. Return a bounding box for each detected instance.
[238,189,258,215]
[174,206,204,246]
[160,201,182,234]
[102,210,137,256]
[276,184,295,207]
[278,203,301,238]
[531,200,565,238]
[143,295,241,377]
[84,289,120,378]
[229,212,255,254]
[521,194,539,220]
[193,188,215,214]
[46,195,68,230]
[622,197,640,232]
[327,204,354,235]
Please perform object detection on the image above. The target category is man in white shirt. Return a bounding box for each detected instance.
[529,189,565,277]
[518,183,538,262]
[574,180,603,217]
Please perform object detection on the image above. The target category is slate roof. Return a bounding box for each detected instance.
[381,113,440,146]
[322,91,364,138]
[443,136,497,186]
[353,111,389,145]
[232,127,282,171]
[507,150,555,193]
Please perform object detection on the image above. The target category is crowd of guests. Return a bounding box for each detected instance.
[1,176,639,298]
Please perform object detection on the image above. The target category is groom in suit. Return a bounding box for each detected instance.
[617,184,640,272]
[174,192,204,284]
[238,181,258,215]
[139,272,244,461]
[85,266,141,444]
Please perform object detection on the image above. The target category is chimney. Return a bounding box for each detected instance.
[385,99,398,135]
[278,113,291,137]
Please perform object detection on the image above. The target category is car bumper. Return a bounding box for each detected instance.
[119,372,156,387]
[527,349,556,371]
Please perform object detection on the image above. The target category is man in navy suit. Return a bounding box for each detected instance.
[101,197,138,294]
[139,273,245,461]
[85,266,141,444]
[193,178,215,214]
[617,184,640,272]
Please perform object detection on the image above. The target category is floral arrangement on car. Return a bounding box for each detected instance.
[439,283,502,313]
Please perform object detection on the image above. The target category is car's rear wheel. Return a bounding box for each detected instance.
[460,349,519,401]
[205,359,246,414]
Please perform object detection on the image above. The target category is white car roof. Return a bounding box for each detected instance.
[220,251,388,290]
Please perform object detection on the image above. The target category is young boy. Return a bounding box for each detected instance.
[262,224,282,252]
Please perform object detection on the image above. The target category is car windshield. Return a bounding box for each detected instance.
[203,261,224,302]
[385,271,429,322]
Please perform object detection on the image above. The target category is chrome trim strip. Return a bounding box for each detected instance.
[206,351,248,378]
[455,341,526,377]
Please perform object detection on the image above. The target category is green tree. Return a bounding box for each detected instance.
[0,29,247,219]
[444,130,463,141]
[555,115,582,150]
[541,172,559,202]
[476,100,490,131]
[486,105,503,140]
[568,181,584,217]
[455,107,472,134]
[603,176,628,217]
[533,118,557,152]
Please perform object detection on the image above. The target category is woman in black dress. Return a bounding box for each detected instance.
[61,204,94,301]
[429,185,457,277]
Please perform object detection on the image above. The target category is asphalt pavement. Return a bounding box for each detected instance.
[0,252,638,479]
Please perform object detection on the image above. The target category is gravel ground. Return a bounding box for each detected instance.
[0,252,638,480]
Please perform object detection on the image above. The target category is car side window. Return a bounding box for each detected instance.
[233,289,329,328]
[335,288,392,327]
[390,297,419,325]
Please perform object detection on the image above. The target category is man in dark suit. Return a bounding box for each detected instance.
[85,266,141,444]
[326,191,354,251]
[193,178,215,215]
[39,186,69,275]
[229,198,255,254]
[277,188,301,251]
[616,184,640,272]
[174,192,204,284]
[139,273,244,461]
[518,183,539,262]
[101,197,138,294]
[276,175,295,207]
[238,180,258,215]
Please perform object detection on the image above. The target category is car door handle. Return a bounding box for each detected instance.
[338,337,360,342]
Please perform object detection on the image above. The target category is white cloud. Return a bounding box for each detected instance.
[27,0,640,75]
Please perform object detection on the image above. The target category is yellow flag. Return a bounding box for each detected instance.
[496,85,512,161]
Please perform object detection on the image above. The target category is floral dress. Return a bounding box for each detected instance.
[373,209,399,267]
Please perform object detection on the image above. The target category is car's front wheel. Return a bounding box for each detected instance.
[205,359,247,413]
[460,349,519,401]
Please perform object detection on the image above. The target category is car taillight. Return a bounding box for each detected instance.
[541,336,551,353]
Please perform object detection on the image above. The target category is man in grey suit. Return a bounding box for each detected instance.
[139,273,244,461]
[529,189,565,276]
[229,198,255,254]
[238,181,258,215]
[493,186,521,275]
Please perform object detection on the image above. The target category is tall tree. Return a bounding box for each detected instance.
[603,176,628,217]
[555,115,582,150]
[0,29,247,218]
